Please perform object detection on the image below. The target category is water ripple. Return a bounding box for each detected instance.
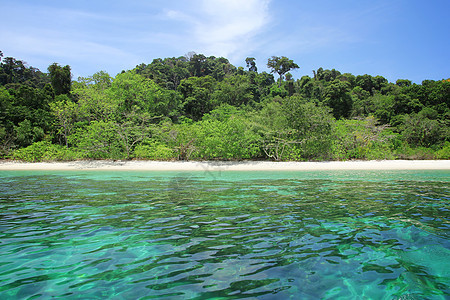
[0,172,448,299]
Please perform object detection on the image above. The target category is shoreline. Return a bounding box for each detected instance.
[0,160,449,171]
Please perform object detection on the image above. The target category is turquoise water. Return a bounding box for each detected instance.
[0,170,448,299]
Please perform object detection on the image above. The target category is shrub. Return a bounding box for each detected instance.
[10,141,81,162]
[68,121,125,160]
[393,145,436,160]
[400,114,445,147]
[332,117,398,160]
[133,140,175,160]
[435,142,450,159]
[194,118,261,160]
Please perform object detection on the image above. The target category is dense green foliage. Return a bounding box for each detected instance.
[1,51,449,161]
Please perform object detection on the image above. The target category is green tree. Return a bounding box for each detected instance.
[253,72,275,101]
[77,70,112,90]
[323,79,352,119]
[195,117,260,160]
[254,96,334,160]
[282,97,334,159]
[72,77,117,122]
[331,117,399,160]
[350,86,371,117]
[48,63,72,95]
[109,71,182,120]
[267,56,299,87]
[368,94,395,124]
[245,57,257,72]
[211,75,254,107]
[0,125,14,157]
[298,75,318,100]
[15,119,45,148]
[6,85,54,138]
[177,76,217,120]
[135,57,190,89]
[189,53,207,77]
[401,114,447,147]
[114,111,153,159]
[315,68,341,82]
[159,121,198,160]
[49,94,78,147]
[404,79,449,118]
[0,87,12,126]
[396,79,412,87]
[68,120,124,159]
[253,99,295,161]
[355,74,388,95]
[0,57,49,88]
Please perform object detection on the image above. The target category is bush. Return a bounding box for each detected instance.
[435,142,450,159]
[256,98,335,161]
[133,140,175,160]
[393,144,436,160]
[332,117,398,160]
[10,141,81,162]
[400,114,445,147]
[194,118,261,160]
[68,121,125,160]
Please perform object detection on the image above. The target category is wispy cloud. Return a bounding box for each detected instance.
[0,2,143,76]
[1,0,273,74]
[165,0,272,60]
[1,28,138,78]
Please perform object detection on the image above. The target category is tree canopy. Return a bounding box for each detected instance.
[1,51,448,161]
[267,56,299,87]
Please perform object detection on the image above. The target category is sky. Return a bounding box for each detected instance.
[1,0,449,83]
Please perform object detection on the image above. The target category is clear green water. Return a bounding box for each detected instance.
[0,170,448,299]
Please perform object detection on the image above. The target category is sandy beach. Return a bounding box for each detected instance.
[0,160,449,171]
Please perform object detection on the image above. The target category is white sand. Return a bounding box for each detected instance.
[0,160,449,171]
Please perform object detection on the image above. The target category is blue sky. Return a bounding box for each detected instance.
[1,0,449,83]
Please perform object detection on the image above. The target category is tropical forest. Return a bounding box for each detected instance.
[0,51,449,162]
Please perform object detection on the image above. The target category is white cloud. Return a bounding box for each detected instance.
[1,28,138,77]
[1,0,273,75]
[166,0,272,60]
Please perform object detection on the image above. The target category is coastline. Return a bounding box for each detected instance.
[0,160,449,171]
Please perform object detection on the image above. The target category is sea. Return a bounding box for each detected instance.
[0,170,449,299]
